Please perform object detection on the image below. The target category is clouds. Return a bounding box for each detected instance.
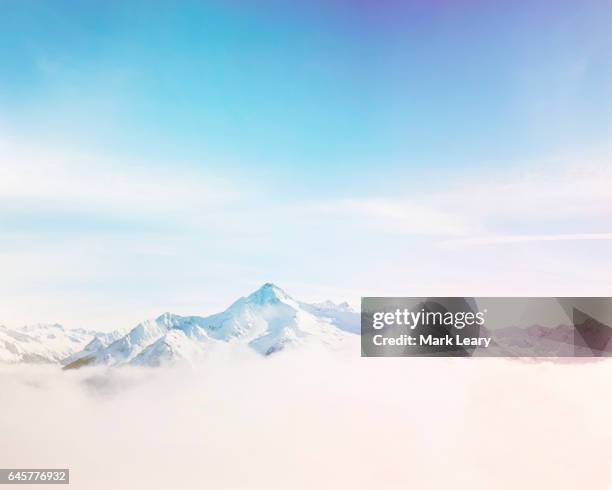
[1,133,611,330]
[2,355,612,489]
[0,138,239,217]
[4,136,610,242]
[443,233,612,248]
[296,157,612,251]
[305,198,474,236]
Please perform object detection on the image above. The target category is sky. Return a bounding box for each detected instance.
[1,0,611,330]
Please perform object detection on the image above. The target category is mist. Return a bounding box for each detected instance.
[2,352,612,489]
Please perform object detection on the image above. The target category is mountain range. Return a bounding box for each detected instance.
[0,283,360,368]
[0,323,124,364]
[4,285,605,366]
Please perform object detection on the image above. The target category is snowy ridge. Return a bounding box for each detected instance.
[62,329,126,365]
[0,323,96,364]
[131,330,206,367]
[60,283,360,368]
[1,284,360,368]
[299,300,360,334]
[87,313,181,366]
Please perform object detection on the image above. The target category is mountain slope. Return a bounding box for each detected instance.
[0,324,95,364]
[1,284,360,367]
[62,329,126,366]
[77,283,358,367]
[299,300,360,334]
[131,330,206,367]
[87,313,181,366]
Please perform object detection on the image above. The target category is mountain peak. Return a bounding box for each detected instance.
[246,283,291,305]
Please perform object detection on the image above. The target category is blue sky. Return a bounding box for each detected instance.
[2,0,611,177]
[1,1,611,329]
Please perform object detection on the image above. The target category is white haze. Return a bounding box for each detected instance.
[1,351,612,489]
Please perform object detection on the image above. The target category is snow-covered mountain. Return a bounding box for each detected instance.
[78,313,181,367]
[0,323,97,364]
[61,283,359,368]
[299,300,360,334]
[62,329,126,365]
[131,329,206,367]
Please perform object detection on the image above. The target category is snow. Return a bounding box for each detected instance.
[62,329,126,365]
[299,299,360,334]
[89,315,179,366]
[69,283,359,367]
[1,284,360,367]
[131,330,206,367]
[0,324,94,364]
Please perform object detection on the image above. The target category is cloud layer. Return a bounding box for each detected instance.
[1,136,611,330]
[2,354,612,489]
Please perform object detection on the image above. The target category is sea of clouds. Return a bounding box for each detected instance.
[2,350,612,489]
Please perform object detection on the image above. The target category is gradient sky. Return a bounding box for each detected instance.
[1,0,611,329]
